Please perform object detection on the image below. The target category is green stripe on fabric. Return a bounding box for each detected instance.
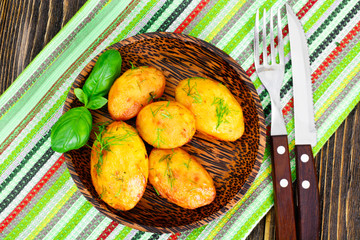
[316,61,360,120]
[185,226,207,240]
[4,171,72,240]
[222,0,277,54]
[0,88,68,176]
[314,39,360,102]
[232,194,273,239]
[25,185,78,240]
[156,0,192,32]
[0,0,101,113]
[303,0,335,32]
[0,131,50,193]
[0,0,133,151]
[204,0,246,42]
[53,201,92,239]
[110,0,159,44]
[114,226,132,239]
[0,148,55,210]
[189,0,229,37]
[314,81,360,155]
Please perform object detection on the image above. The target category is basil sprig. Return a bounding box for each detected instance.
[51,49,122,153]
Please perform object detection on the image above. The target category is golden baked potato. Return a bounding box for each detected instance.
[108,66,166,120]
[90,121,148,211]
[149,148,216,209]
[136,101,196,149]
[175,77,244,141]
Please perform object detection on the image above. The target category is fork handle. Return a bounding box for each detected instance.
[295,145,320,240]
[270,135,297,240]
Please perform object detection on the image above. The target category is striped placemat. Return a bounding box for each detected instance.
[0,0,359,239]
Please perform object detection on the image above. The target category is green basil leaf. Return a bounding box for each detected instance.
[74,88,88,105]
[51,107,92,153]
[86,96,108,110]
[83,49,122,99]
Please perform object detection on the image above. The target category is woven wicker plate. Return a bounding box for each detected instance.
[63,32,266,233]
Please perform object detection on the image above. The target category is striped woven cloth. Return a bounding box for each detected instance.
[0,0,359,239]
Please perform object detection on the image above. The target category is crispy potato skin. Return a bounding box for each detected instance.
[149,148,216,209]
[136,101,196,149]
[91,121,148,211]
[108,66,166,120]
[175,77,244,141]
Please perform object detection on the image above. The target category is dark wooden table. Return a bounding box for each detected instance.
[1,1,359,239]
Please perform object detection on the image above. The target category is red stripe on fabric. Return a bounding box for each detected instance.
[96,221,119,240]
[248,0,317,78]
[281,21,360,116]
[0,155,65,232]
[174,0,210,33]
[311,21,360,83]
[168,233,181,240]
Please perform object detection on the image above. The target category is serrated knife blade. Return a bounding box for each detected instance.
[286,4,317,147]
[286,4,320,240]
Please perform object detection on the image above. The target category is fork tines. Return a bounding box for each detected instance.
[254,8,284,67]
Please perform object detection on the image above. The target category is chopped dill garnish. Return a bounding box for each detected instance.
[153,186,160,196]
[188,187,198,192]
[212,97,231,129]
[147,91,156,103]
[99,187,107,199]
[182,78,202,103]
[160,109,173,119]
[166,101,170,107]
[153,128,165,148]
[184,158,191,169]
[92,123,137,175]
[158,151,177,190]
[150,104,164,117]
[129,61,137,69]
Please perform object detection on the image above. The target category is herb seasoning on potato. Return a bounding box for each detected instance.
[90,121,148,211]
[108,66,166,120]
[175,77,245,141]
[136,101,196,149]
[149,148,216,209]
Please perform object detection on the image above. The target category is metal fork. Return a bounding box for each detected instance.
[254,8,297,240]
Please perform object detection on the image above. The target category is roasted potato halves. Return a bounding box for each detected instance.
[149,148,216,209]
[175,77,244,141]
[91,121,148,211]
[108,66,166,120]
[136,101,196,149]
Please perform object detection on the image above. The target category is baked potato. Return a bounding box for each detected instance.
[108,66,166,120]
[175,77,244,141]
[149,148,216,209]
[136,101,196,149]
[90,121,148,211]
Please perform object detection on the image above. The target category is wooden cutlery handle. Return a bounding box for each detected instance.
[270,135,297,240]
[295,145,320,240]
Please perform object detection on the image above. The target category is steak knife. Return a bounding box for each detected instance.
[286,4,320,240]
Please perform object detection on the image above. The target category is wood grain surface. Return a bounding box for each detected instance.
[1,0,359,239]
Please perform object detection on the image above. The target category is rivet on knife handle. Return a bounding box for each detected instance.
[295,145,320,240]
[270,135,297,240]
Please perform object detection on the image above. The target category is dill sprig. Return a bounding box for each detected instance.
[92,123,137,175]
[153,128,165,148]
[160,109,173,119]
[150,104,164,117]
[212,97,231,129]
[153,186,160,196]
[159,152,177,190]
[147,91,156,103]
[183,157,191,169]
[182,78,202,103]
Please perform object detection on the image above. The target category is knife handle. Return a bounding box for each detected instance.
[270,135,297,240]
[295,145,320,240]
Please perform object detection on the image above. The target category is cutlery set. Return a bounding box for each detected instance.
[254,4,320,240]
